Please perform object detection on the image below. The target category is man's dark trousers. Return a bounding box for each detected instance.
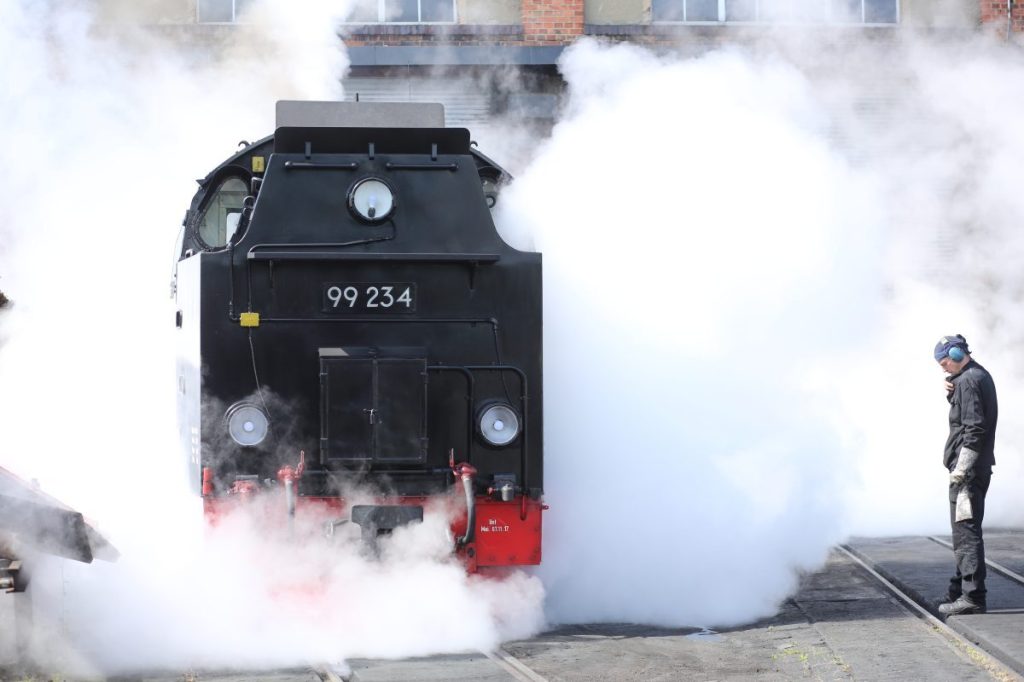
[948,472,991,605]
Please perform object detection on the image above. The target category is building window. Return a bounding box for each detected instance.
[197,0,255,23]
[349,0,456,23]
[651,0,898,23]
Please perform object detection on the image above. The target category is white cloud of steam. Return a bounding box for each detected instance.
[0,0,543,674]
[497,36,1024,627]
[230,0,352,98]
[42,502,543,673]
[822,38,1024,533]
[500,40,882,627]
[0,0,350,526]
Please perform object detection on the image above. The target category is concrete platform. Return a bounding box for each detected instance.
[847,531,1024,676]
[504,549,1002,681]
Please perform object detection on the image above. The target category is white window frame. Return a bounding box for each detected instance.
[354,0,458,24]
[197,0,248,23]
[652,0,900,25]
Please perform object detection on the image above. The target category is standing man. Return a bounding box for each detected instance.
[934,334,997,616]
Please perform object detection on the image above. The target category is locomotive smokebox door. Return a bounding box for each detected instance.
[319,348,427,463]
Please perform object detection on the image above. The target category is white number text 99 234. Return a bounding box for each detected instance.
[322,283,416,313]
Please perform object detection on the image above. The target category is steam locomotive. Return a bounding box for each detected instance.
[171,101,543,571]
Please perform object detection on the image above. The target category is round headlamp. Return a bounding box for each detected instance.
[225,402,269,447]
[477,403,520,447]
[348,177,395,223]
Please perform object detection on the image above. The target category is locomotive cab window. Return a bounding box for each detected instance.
[196,176,248,249]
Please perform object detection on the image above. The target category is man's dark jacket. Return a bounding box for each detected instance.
[944,359,998,473]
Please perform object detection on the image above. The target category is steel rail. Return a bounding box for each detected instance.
[485,648,551,682]
[312,662,352,682]
[313,651,549,682]
[927,535,1024,586]
[838,544,1024,682]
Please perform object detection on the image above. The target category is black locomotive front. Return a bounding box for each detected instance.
[172,101,543,569]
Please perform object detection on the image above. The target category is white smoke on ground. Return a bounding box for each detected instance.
[0,0,544,675]
[45,501,542,673]
[496,35,1024,626]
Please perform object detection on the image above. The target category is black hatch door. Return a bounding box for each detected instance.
[320,352,427,464]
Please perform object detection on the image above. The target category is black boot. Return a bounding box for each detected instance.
[947,576,963,603]
[938,596,986,616]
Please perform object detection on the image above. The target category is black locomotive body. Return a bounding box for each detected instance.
[173,102,543,569]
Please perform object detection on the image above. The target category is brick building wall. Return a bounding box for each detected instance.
[979,1,1024,32]
[343,1,1012,50]
[522,0,585,44]
[343,0,586,48]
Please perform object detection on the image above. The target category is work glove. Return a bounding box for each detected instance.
[955,487,973,522]
[949,446,979,486]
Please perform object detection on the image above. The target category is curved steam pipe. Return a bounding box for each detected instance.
[451,461,477,547]
[460,475,476,547]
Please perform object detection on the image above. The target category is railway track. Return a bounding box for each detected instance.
[927,535,1024,586]
[8,532,1024,680]
[104,656,550,682]
[844,530,1024,680]
[311,649,550,682]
